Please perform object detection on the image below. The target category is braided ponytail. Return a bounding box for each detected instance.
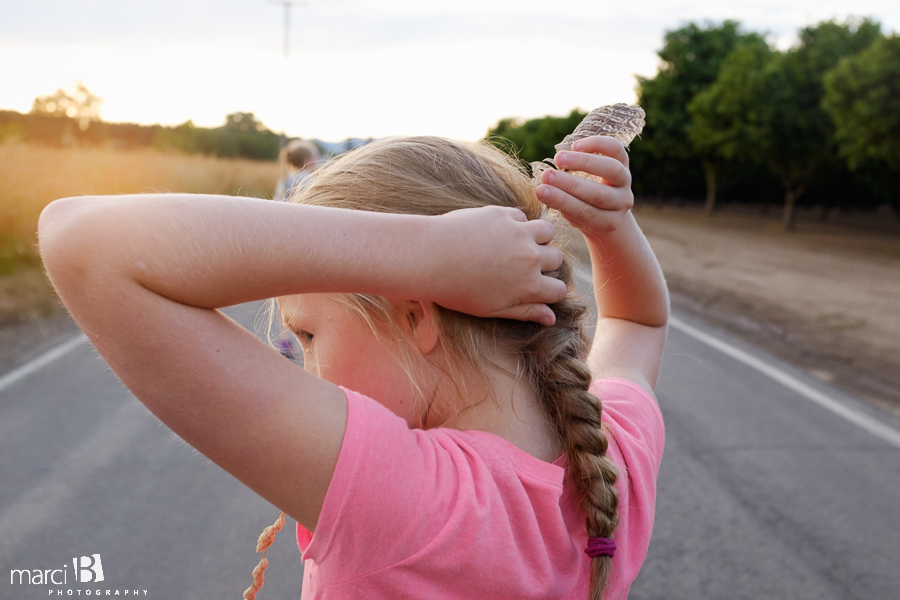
[519,257,619,599]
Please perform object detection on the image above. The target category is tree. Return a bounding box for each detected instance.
[31,80,102,131]
[636,21,766,206]
[759,19,881,229]
[688,18,881,228]
[486,110,587,164]
[823,35,900,170]
[687,38,773,214]
[225,112,268,133]
[154,113,279,161]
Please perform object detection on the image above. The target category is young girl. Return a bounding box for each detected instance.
[38,134,668,599]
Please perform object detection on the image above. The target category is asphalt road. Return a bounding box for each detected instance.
[2,289,899,599]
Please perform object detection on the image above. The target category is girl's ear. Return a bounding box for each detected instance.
[405,300,439,354]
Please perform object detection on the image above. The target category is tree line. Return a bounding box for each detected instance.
[488,18,900,228]
[0,81,281,162]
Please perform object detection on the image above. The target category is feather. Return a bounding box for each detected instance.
[556,103,645,151]
[530,103,645,183]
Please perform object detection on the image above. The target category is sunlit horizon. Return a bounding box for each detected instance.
[2,0,899,143]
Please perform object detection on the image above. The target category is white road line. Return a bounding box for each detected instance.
[0,332,88,393]
[575,265,900,450]
[669,317,900,450]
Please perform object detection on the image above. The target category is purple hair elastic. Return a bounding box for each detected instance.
[585,537,616,558]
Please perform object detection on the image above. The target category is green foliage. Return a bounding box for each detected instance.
[688,40,773,163]
[823,35,900,169]
[756,19,882,226]
[680,18,885,225]
[154,113,280,161]
[761,19,881,172]
[686,37,774,213]
[484,15,897,222]
[638,21,766,161]
[0,110,157,147]
[9,89,280,162]
[486,110,587,164]
[634,20,769,206]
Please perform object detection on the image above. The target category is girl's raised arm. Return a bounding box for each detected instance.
[37,194,565,530]
[536,136,670,394]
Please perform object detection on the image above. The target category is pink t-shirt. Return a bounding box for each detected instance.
[296,378,665,599]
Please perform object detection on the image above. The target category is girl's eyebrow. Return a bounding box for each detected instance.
[282,313,308,333]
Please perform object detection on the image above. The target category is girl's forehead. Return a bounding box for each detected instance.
[279,294,314,325]
[280,293,308,313]
[279,293,346,325]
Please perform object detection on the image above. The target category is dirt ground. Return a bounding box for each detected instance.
[3,202,899,414]
[625,203,900,413]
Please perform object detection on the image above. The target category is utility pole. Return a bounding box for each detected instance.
[269,0,306,60]
[269,0,307,148]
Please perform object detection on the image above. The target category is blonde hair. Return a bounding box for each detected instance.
[261,136,619,599]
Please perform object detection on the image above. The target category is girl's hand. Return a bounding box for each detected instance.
[430,205,567,326]
[535,135,634,239]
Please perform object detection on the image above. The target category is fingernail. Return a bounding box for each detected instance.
[545,170,555,184]
[572,141,583,151]
[556,152,568,168]
[537,185,547,200]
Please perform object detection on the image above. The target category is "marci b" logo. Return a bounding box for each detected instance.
[74,554,104,583]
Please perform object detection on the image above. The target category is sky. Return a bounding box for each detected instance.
[1,0,899,142]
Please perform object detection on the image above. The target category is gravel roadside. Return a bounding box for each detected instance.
[624,205,900,412]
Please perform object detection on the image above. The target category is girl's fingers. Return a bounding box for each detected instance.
[532,135,636,240]
[544,276,569,303]
[568,136,630,167]
[506,207,528,222]
[540,168,599,204]
[538,171,632,215]
[496,303,557,327]
[538,184,618,232]
[553,151,631,188]
[527,217,556,245]
[539,244,565,273]
[538,184,590,224]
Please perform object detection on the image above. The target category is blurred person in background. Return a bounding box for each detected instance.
[275,140,321,201]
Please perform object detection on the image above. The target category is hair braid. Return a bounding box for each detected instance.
[519,258,620,599]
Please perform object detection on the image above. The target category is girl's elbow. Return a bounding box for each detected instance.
[38,197,106,277]
[39,198,77,258]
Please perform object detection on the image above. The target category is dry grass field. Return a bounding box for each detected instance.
[0,141,280,324]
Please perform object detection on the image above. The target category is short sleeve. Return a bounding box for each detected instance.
[593,378,665,472]
[298,387,477,584]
